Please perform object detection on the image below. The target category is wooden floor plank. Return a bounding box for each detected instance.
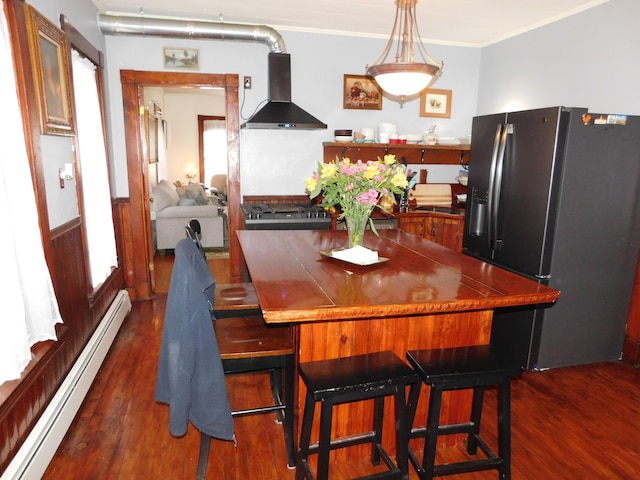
[41,256,640,479]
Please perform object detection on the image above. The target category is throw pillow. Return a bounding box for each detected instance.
[184,183,209,205]
[153,182,179,211]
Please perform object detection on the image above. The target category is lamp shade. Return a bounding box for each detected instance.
[367,62,440,98]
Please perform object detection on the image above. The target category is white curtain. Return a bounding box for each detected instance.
[0,1,62,384]
[71,50,118,288]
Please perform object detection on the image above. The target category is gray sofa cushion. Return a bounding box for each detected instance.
[178,197,197,206]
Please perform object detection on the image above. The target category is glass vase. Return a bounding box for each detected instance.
[345,213,368,248]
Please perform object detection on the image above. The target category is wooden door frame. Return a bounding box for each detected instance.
[120,70,242,299]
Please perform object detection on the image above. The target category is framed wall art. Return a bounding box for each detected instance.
[26,5,75,135]
[420,89,452,118]
[163,47,200,70]
[343,74,383,110]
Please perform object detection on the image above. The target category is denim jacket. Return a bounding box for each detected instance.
[155,238,234,441]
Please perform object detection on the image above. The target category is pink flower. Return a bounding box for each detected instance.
[356,189,380,205]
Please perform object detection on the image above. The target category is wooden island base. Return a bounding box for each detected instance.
[297,310,493,463]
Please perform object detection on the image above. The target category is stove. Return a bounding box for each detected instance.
[241,203,332,230]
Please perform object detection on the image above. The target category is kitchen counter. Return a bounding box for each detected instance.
[238,229,559,461]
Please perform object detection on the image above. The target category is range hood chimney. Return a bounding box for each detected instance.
[241,53,327,130]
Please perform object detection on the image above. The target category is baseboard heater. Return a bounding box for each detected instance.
[1,290,132,480]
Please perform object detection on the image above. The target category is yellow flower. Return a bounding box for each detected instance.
[363,163,379,180]
[320,162,338,179]
[383,154,396,165]
[305,176,317,192]
[391,171,409,189]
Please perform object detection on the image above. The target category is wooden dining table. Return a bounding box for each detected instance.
[237,228,559,462]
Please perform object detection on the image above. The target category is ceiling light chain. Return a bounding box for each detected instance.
[366,0,444,104]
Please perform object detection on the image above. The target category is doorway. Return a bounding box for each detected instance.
[120,70,242,298]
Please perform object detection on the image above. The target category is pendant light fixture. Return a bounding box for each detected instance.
[366,0,443,102]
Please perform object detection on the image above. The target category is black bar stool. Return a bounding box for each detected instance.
[405,345,523,479]
[296,351,420,480]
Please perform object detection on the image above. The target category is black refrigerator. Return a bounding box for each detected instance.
[463,106,640,370]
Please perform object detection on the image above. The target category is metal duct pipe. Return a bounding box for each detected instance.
[97,14,286,53]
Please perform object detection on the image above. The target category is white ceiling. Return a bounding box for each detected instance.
[92,0,608,47]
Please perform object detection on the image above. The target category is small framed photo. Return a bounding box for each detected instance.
[26,5,74,135]
[420,89,452,118]
[163,47,200,70]
[343,74,382,110]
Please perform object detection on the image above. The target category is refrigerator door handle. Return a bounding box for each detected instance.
[487,124,504,248]
[489,123,510,250]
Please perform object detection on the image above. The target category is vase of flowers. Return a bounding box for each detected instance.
[306,155,408,248]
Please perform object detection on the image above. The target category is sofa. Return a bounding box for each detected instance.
[152,179,224,250]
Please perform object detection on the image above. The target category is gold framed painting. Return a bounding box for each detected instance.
[420,89,452,118]
[343,74,383,110]
[26,5,75,136]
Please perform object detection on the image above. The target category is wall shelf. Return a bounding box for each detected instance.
[323,142,470,165]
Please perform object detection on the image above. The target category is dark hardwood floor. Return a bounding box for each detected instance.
[43,255,640,479]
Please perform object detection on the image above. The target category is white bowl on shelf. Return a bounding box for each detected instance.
[335,135,354,142]
[405,133,423,144]
[437,137,461,146]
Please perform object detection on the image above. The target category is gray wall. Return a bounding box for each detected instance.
[29,0,105,227]
[104,31,480,196]
[477,0,639,116]
[27,0,640,205]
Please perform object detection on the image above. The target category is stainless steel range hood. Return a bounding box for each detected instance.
[241,53,327,130]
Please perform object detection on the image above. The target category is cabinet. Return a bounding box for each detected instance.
[323,142,470,165]
[397,212,464,252]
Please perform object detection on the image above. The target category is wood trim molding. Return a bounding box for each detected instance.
[120,70,242,293]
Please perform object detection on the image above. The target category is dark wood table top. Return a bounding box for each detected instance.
[237,229,560,324]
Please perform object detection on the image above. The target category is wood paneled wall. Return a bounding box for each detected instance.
[0,205,127,474]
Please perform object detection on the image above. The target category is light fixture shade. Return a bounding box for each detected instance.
[366,0,443,100]
[367,62,440,98]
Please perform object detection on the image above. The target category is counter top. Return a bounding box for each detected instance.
[238,229,559,324]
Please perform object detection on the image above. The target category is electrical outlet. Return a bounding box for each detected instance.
[244,76,252,89]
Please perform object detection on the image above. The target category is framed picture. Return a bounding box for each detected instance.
[420,89,452,118]
[343,75,383,110]
[163,47,200,70]
[26,6,74,135]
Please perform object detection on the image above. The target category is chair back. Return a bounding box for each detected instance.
[185,218,205,258]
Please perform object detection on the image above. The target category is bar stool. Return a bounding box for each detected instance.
[405,345,523,480]
[296,351,420,480]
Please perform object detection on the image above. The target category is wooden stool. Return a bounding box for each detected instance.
[197,316,297,478]
[405,345,523,479]
[296,351,420,480]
